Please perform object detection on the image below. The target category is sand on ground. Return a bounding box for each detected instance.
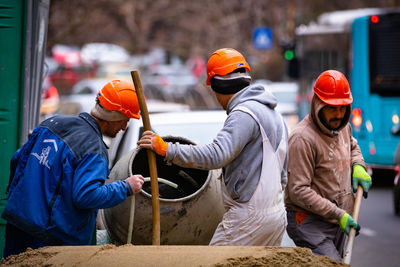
[1,245,348,267]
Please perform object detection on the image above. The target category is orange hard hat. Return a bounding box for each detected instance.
[313,70,353,105]
[206,48,251,85]
[97,80,140,119]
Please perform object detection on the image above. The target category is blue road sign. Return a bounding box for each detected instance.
[253,27,273,50]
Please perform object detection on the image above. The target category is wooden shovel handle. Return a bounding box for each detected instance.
[131,70,160,245]
[343,185,363,264]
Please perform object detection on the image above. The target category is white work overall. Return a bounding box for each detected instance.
[210,106,287,246]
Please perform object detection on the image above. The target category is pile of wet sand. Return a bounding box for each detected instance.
[1,245,347,267]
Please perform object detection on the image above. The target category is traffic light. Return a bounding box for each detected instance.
[280,41,299,78]
[284,47,295,61]
[280,42,295,60]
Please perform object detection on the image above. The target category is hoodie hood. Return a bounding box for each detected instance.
[310,94,351,136]
[226,84,277,113]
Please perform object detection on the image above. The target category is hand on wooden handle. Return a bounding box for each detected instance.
[137,131,167,156]
[339,212,360,235]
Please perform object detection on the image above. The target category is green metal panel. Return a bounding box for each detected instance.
[0,0,26,258]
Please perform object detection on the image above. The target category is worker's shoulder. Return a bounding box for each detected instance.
[40,114,95,140]
[41,114,107,161]
[343,123,353,134]
[289,117,316,144]
[40,114,83,128]
[231,101,277,123]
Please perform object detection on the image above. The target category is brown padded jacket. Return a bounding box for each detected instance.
[284,95,365,224]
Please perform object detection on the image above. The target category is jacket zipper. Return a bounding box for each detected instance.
[77,214,91,232]
[46,158,66,227]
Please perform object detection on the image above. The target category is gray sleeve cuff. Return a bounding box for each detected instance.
[123,180,133,196]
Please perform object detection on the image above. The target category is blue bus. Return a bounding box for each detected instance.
[294,8,400,177]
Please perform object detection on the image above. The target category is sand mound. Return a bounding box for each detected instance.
[1,245,348,267]
[214,247,345,267]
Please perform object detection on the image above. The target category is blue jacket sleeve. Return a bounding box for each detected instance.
[72,153,128,209]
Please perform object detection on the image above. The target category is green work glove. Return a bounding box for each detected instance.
[352,164,372,198]
[339,212,360,236]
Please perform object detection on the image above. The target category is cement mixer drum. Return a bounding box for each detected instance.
[102,136,224,245]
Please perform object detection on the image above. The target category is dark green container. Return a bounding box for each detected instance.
[0,0,50,258]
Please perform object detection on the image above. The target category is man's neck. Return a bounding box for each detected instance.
[90,113,106,135]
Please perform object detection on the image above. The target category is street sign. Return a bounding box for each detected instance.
[253,27,273,50]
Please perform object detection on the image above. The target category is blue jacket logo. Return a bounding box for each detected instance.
[31,139,58,170]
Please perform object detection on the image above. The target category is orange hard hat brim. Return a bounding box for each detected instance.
[206,63,251,85]
[125,110,141,119]
[317,94,353,106]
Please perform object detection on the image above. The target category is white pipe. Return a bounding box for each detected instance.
[143,177,178,189]
[126,195,135,244]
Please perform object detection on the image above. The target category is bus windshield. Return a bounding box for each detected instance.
[369,13,400,96]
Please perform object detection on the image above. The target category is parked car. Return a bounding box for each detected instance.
[59,77,190,116]
[95,62,136,81]
[268,82,299,115]
[58,78,108,115]
[40,76,60,121]
[48,45,97,94]
[392,126,400,215]
[254,80,299,115]
[108,110,227,167]
[253,80,300,131]
[81,42,131,63]
[49,63,97,95]
[141,64,199,102]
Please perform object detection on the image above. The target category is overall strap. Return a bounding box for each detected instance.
[232,106,268,141]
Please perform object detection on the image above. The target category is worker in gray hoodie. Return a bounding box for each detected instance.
[138,48,289,246]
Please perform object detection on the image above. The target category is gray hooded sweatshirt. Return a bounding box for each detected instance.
[165,84,289,203]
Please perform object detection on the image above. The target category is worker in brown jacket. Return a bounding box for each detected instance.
[285,70,372,262]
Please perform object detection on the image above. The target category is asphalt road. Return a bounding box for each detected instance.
[351,186,400,267]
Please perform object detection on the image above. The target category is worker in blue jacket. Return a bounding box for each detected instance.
[2,80,144,258]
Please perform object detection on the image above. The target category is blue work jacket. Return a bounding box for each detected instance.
[2,113,131,245]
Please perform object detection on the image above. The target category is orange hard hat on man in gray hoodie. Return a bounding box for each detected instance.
[284,70,372,262]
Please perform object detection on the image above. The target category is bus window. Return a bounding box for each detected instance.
[369,13,400,96]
